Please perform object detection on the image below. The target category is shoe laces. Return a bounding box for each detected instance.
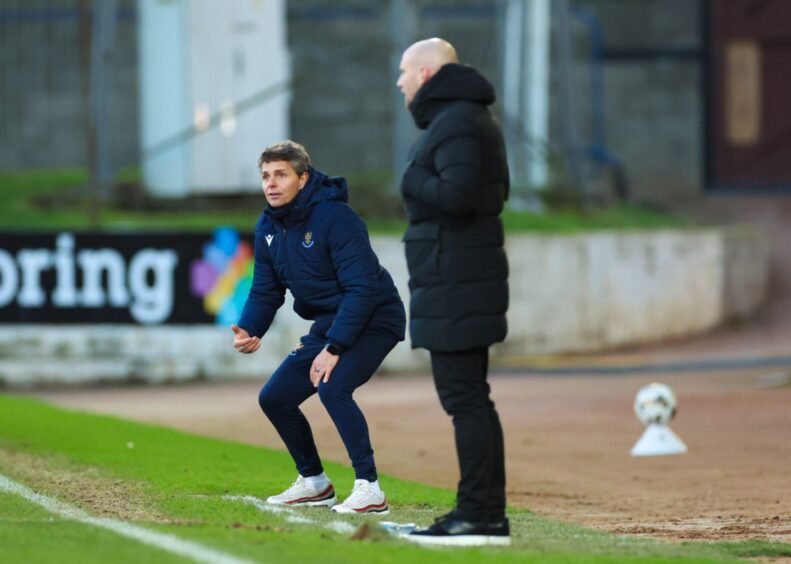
[282,475,308,495]
[343,480,376,505]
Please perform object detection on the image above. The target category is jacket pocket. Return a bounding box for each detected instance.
[403,223,440,285]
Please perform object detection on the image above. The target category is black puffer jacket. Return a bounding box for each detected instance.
[401,63,509,352]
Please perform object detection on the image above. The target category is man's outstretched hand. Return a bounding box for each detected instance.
[231,324,261,354]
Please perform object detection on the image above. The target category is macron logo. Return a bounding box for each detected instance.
[265,234,274,247]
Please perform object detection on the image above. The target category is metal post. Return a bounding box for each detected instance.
[525,0,550,188]
[80,0,118,227]
[390,0,415,191]
[502,0,526,187]
[554,0,585,201]
[90,0,118,202]
[503,0,550,210]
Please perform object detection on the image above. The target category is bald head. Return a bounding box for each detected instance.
[404,38,458,72]
[396,38,459,106]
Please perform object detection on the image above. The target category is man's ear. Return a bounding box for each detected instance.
[298,171,309,190]
[419,66,432,84]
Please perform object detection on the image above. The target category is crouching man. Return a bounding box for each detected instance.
[232,140,405,515]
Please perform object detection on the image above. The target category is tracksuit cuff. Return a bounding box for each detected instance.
[324,340,346,356]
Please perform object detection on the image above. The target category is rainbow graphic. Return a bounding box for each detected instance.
[190,227,254,325]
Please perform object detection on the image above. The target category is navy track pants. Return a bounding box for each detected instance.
[258,327,399,482]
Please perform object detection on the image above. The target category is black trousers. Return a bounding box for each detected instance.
[430,347,506,522]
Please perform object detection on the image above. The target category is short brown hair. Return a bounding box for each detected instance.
[258,140,311,176]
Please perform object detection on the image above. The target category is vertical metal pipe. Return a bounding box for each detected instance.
[390,0,415,192]
[554,0,585,199]
[525,0,550,188]
[79,0,117,227]
[79,0,100,227]
[90,0,118,201]
[502,0,525,189]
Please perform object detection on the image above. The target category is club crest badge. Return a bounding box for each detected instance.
[302,231,314,248]
[289,341,304,356]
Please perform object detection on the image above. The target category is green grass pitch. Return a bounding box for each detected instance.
[1,395,789,563]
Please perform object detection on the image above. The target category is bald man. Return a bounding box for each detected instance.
[396,39,511,546]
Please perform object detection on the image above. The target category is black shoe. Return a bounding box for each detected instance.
[405,515,511,547]
[430,511,456,526]
[487,517,510,537]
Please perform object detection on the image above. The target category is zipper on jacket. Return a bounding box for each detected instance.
[282,227,297,287]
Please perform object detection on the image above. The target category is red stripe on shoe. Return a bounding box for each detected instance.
[352,500,389,513]
[284,485,335,505]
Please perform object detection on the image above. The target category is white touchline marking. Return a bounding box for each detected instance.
[225,495,358,535]
[286,514,313,524]
[0,474,252,564]
[325,521,357,534]
[226,495,289,515]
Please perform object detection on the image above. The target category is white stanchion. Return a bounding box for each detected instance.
[631,423,688,457]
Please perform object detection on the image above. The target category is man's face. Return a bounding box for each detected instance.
[396,51,424,107]
[260,160,308,208]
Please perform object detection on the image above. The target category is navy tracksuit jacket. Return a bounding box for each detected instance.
[238,167,405,481]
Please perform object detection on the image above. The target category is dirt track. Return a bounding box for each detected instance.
[33,366,791,543]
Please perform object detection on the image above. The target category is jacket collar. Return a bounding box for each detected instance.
[408,63,496,129]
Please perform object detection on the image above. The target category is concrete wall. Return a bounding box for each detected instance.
[498,229,767,356]
[0,228,767,387]
[720,227,770,321]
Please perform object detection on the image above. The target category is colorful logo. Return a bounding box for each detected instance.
[190,227,254,325]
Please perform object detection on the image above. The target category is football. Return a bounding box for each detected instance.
[634,383,677,426]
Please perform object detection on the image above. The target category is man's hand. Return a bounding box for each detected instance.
[231,324,260,354]
[310,348,340,387]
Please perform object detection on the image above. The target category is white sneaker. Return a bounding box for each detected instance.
[331,479,390,515]
[266,475,336,507]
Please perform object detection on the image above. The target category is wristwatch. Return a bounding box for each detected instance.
[324,343,344,356]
